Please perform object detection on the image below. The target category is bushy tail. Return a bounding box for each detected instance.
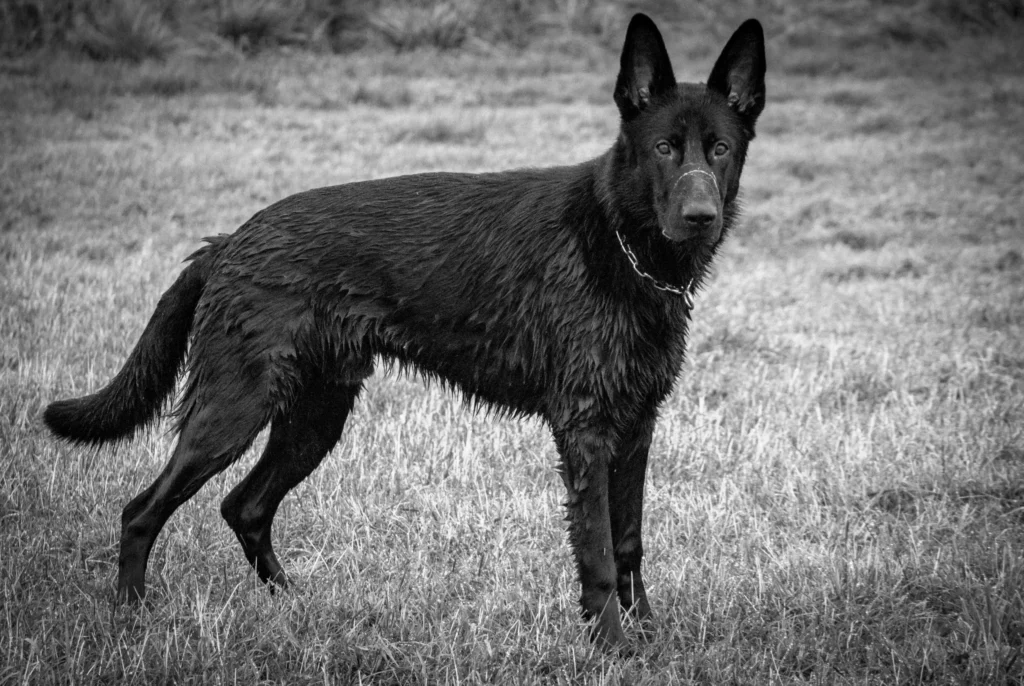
[44,254,210,445]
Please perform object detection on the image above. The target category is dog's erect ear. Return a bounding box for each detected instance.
[707,19,766,126]
[614,13,677,121]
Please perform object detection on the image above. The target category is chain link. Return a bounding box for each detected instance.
[615,231,695,309]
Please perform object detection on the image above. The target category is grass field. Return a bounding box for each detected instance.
[2,6,1024,684]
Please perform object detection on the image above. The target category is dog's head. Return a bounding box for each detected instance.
[612,14,765,245]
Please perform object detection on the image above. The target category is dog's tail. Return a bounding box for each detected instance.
[44,249,212,445]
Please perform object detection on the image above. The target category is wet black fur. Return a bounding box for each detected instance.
[44,14,765,652]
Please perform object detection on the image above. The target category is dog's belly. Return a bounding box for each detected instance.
[377,316,550,416]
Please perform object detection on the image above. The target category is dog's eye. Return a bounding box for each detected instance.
[655,141,672,156]
[713,142,730,157]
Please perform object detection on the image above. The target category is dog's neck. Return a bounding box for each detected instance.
[615,229,696,307]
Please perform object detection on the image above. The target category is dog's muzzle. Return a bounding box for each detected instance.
[663,168,723,243]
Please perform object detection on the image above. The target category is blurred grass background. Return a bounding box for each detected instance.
[2,0,1023,68]
[2,0,1024,684]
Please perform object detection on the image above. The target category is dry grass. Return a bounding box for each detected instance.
[2,16,1023,685]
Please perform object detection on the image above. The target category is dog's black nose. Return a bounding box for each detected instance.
[682,205,718,228]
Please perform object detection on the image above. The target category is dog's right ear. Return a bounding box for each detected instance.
[614,13,677,121]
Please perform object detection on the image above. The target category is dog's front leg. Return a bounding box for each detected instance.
[609,412,656,632]
[553,426,629,653]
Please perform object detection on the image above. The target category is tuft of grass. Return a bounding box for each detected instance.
[929,0,1024,29]
[216,0,297,52]
[851,113,905,136]
[0,0,47,54]
[821,258,922,283]
[123,62,201,96]
[391,120,487,144]
[469,0,537,48]
[817,368,895,412]
[368,2,469,51]
[994,249,1023,272]
[66,0,175,62]
[831,229,888,251]
[352,82,415,108]
[536,0,621,43]
[823,89,878,110]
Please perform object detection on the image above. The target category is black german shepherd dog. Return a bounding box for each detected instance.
[45,14,765,651]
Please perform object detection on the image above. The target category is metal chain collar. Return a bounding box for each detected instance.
[615,230,696,309]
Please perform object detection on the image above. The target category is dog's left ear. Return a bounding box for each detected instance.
[708,19,766,127]
[614,13,677,121]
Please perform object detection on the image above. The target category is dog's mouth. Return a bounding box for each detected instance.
[661,224,722,244]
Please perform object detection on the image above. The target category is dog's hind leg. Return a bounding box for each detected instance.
[220,378,362,589]
[118,389,272,603]
[608,414,656,629]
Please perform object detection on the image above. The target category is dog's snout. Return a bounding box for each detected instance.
[665,167,723,241]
